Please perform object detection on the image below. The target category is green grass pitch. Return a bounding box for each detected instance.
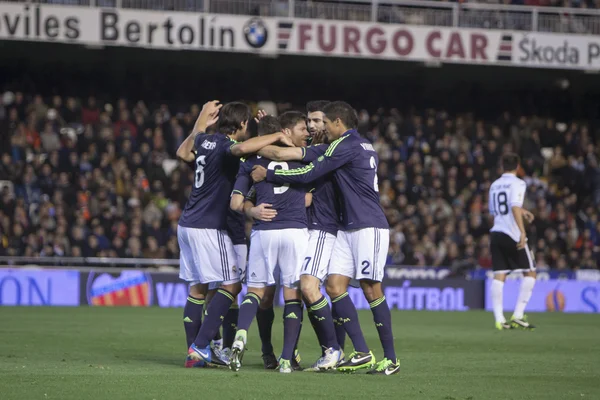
[0,308,599,400]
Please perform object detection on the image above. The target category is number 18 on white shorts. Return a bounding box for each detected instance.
[329,228,389,282]
[247,228,309,289]
[178,226,241,286]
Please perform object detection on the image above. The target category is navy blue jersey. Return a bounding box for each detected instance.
[226,209,247,245]
[302,144,339,236]
[179,133,240,230]
[267,130,388,231]
[237,155,308,231]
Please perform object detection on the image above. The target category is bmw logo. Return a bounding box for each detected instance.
[244,18,268,49]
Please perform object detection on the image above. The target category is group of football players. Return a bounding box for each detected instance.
[176,100,400,375]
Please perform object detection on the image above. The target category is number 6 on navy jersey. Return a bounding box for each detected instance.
[194,155,206,188]
[268,161,290,194]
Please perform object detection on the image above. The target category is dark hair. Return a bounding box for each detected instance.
[257,115,282,136]
[323,101,358,130]
[502,153,520,171]
[306,100,330,113]
[278,111,307,130]
[216,102,251,135]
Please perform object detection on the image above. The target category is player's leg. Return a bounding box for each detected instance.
[301,230,342,371]
[490,232,512,330]
[189,230,241,367]
[205,286,223,351]
[178,226,209,367]
[276,229,308,373]
[230,231,275,371]
[354,228,399,376]
[222,244,247,351]
[511,244,537,330]
[327,231,374,372]
[257,285,277,369]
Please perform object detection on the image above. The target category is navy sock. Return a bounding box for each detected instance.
[307,308,326,356]
[281,300,303,361]
[332,306,347,351]
[237,293,261,332]
[308,296,339,350]
[183,295,205,349]
[256,305,275,355]
[213,330,222,341]
[331,292,369,353]
[223,304,239,349]
[370,296,396,361]
[193,289,234,348]
[293,303,304,356]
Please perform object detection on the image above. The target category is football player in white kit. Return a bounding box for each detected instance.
[489,153,537,330]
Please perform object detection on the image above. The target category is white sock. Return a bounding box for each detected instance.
[513,276,536,320]
[491,279,505,323]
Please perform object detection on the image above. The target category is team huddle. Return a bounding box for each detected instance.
[176,100,537,375]
[176,100,399,375]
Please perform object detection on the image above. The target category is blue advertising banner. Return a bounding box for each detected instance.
[485,278,600,313]
[0,269,80,306]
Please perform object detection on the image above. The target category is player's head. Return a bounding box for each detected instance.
[322,101,358,141]
[502,152,521,173]
[217,102,251,141]
[279,111,309,147]
[306,100,329,137]
[257,115,282,136]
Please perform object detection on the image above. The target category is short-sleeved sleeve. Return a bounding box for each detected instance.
[510,180,526,208]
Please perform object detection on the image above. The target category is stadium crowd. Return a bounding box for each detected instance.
[0,92,599,270]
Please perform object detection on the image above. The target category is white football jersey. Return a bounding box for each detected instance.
[489,173,527,242]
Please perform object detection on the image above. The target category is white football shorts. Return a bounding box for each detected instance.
[328,228,389,282]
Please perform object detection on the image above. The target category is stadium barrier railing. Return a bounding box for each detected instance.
[3,0,600,34]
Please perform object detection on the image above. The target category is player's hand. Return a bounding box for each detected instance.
[251,165,268,182]
[278,133,294,148]
[312,129,326,145]
[253,109,267,124]
[196,100,222,132]
[522,210,535,224]
[250,203,277,221]
[517,235,527,250]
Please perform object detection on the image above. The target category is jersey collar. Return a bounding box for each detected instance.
[342,129,358,137]
[502,173,516,177]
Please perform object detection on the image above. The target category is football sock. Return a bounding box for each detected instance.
[282,300,303,361]
[293,303,304,356]
[237,292,261,333]
[491,279,505,323]
[513,276,536,320]
[256,304,275,355]
[193,289,234,348]
[308,295,339,350]
[332,306,347,350]
[183,295,204,349]
[223,304,239,348]
[331,292,369,353]
[369,296,396,360]
[212,331,222,342]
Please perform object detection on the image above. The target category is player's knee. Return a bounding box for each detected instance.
[189,283,207,298]
[360,280,383,302]
[325,281,345,299]
[300,277,320,303]
[524,271,537,279]
[260,287,275,308]
[221,281,242,296]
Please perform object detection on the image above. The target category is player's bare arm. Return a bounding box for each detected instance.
[522,209,535,223]
[230,132,293,157]
[512,206,527,249]
[230,191,245,213]
[258,145,303,161]
[176,100,221,162]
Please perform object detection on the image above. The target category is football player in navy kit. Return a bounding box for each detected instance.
[176,101,292,368]
[252,101,400,375]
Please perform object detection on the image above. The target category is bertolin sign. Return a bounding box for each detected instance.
[0,3,278,52]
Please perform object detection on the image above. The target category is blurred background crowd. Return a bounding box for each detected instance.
[1,91,598,270]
